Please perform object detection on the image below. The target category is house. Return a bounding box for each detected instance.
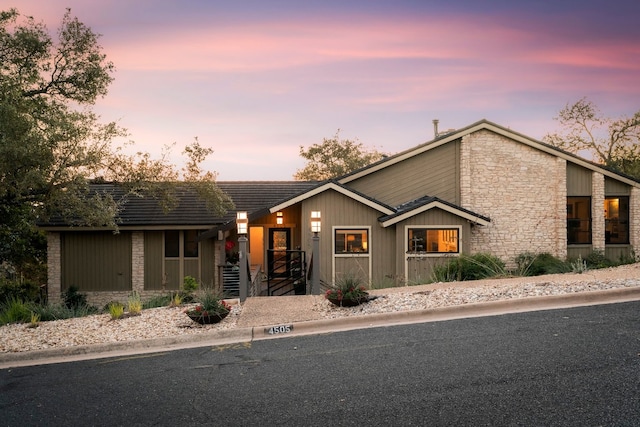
[41,120,640,306]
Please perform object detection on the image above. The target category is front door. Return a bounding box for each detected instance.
[268,228,290,277]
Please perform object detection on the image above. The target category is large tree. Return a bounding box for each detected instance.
[294,130,386,181]
[0,9,232,278]
[544,98,640,179]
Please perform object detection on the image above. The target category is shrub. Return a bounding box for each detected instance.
[142,294,172,309]
[62,285,88,310]
[33,303,97,322]
[0,278,41,305]
[183,276,199,293]
[430,253,506,282]
[325,275,369,305]
[108,302,125,320]
[583,250,614,269]
[514,252,570,276]
[127,291,142,315]
[0,297,33,325]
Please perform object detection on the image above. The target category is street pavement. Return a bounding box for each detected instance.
[1,286,639,369]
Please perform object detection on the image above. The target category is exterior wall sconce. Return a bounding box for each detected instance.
[236,211,248,235]
[311,211,321,234]
[276,211,283,225]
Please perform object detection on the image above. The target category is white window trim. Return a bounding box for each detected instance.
[404,225,462,257]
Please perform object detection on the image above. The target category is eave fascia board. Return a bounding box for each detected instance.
[380,200,490,228]
[269,182,394,215]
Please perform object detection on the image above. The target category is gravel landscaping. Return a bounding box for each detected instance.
[1,263,639,353]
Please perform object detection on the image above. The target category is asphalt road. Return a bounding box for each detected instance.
[1,301,639,426]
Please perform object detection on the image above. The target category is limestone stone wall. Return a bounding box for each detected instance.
[591,173,606,252]
[460,129,567,267]
[630,187,640,253]
[131,232,144,294]
[46,232,62,303]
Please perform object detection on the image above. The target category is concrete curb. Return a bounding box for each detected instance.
[2,287,640,369]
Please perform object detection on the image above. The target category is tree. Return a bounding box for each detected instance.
[294,130,386,180]
[544,98,640,179]
[0,9,232,279]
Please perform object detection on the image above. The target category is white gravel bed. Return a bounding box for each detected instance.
[1,265,639,353]
[0,304,243,353]
[313,278,640,319]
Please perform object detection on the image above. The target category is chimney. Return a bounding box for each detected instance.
[432,119,439,138]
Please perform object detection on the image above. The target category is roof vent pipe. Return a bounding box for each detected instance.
[432,119,439,138]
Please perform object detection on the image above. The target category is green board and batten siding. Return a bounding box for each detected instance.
[346,140,461,206]
[61,231,132,292]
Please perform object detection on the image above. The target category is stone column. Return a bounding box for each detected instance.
[47,232,62,303]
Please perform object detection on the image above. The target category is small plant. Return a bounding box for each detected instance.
[570,255,589,273]
[127,291,142,315]
[28,311,41,328]
[430,253,506,282]
[0,297,32,325]
[514,252,570,277]
[325,275,369,306]
[185,288,231,323]
[142,294,172,309]
[108,302,125,320]
[170,292,183,307]
[183,276,199,294]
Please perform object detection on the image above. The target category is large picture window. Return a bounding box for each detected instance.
[407,228,459,254]
[605,196,629,244]
[567,197,591,244]
[334,229,369,254]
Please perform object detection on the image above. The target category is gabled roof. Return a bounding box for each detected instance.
[378,196,491,228]
[339,119,640,188]
[269,180,395,215]
[40,181,317,229]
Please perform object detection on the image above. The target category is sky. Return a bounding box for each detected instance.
[3,0,640,180]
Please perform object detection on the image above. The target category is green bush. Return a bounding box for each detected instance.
[142,294,172,309]
[0,279,41,305]
[430,253,506,282]
[514,252,570,276]
[0,297,33,325]
[32,303,98,322]
[62,285,88,310]
[583,250,614,269]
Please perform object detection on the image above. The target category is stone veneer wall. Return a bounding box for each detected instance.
[591,172,606,252]
[460,130,567,267]
[631,187,640,253]
[46,232,62,303]
[131,231,144,294]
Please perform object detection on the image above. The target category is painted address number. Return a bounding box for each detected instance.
[265,325,293,335]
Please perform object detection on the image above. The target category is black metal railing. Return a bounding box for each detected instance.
[267,250,306,296]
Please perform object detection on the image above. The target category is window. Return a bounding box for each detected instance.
[407,228,459,253]
[335,229,369,254]
[567,197,591,244]
[605,197,629,244]
[165,230,199,257]
[164,230,180,257]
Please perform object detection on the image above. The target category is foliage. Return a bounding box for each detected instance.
[544,98,640,179]
[182,276,199,294]
[325,275,369,306]
[108,302,124,320]
[0,8,232,281]
[185,288,231,318]
[0,296,32,325]
[583,249,614,269]
[430,253,506,282]
[570,255,589,273]
[28,311,40,328]
[294,130,387,180]
[62,285,88,310]
[514,252,570,276]
[31,302,97,321]
[127,291,142,315]
[0,277,41,304]
[142,294,172,309]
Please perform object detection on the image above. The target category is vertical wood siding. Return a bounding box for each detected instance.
[566,163,592,195]
[347,140,460,206]
[144,231,164,290]
[604,177,631,195]
[302,190,395,286]
[61,232,132,292]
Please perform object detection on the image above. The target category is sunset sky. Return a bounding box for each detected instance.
[4,0,640,180]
